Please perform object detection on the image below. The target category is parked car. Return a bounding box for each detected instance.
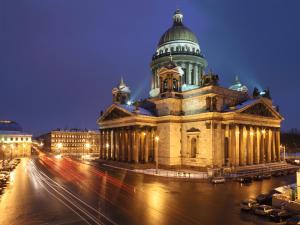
[256,194,272,205]
[240,199,259,211]
[238,177,253,184]
[287,215,300,225]
[211,176,225,184]
[254,205,274,216]
[253,175,263,181]
[262,173,272,179]
[269,209,292,222]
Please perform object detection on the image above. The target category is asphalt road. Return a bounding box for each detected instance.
[0,155,296,225]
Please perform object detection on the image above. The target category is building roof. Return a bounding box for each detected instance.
[158,10,199,47]
[118,104,154,116]
[0,120,23,132]
[229,76,248,93]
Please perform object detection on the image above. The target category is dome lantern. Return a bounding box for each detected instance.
[173,9,183,25]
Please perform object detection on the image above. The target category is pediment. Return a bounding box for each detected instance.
[187,127,200,132]
[238,101,282,119]
[100,105,132,122]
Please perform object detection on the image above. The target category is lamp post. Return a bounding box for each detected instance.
[155,136,159,174]
[84,143,91,160]
[57,143,63,155]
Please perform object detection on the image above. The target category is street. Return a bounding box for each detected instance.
[0,155,296,225]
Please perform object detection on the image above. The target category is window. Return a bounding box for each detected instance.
[191,138,197,158]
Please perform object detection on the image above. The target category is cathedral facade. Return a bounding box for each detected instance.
[97,10,283,168]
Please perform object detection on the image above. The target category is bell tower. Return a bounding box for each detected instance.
[158,60,183,98]
[112,77,131,104]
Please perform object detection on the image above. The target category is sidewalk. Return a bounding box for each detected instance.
[102,163,209,179]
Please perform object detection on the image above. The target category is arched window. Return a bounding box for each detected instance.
[196,49,200,54]
[181,46,185,51]
[171,47,174,52]
[176,46,180,52]
[191,138,197,158]
[173,79,178,91]
[191,68,195,85]
[159,50,163,54]
[165,48,168,53]
[163,79,168,92]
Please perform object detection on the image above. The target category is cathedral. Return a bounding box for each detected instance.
[97,10,283,168]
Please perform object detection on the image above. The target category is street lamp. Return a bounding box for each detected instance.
[57,143,63,156]
[84,143,91,160]
[155,136,159,174]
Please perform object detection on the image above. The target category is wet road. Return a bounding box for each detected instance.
[0,156,296,225]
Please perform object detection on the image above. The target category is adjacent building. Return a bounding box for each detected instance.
[37,129,100,157]
[0,120,32,159]
[97,10,283,169]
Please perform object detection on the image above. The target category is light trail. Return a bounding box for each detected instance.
[35,155,201,224]
[28,160,117,225]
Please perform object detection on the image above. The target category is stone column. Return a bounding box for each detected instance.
[111,129,116,160]
[275,129,281,161]
[131,130,139,163]
[114,130,119,161]
[194,64,199,85]
[144,129,150,163]
[140,131,145,162]
[103,130,107,159]
[151,70,155,89]
[235,125,240,166]
[127,129,132,162]
[229,125,235,166]
[188,63,192,85]
[261,129,266,163]
[154,131,159,165]
[107,130,111,160]
[248,127,254,165]
[272,129,276,162]
[255,128,261,164]
[267,129,272,163]
[124,130,128,161]
[240,126,247,166]
[99,130,103,159]
[150,128,155,162]
[121,129,125,161]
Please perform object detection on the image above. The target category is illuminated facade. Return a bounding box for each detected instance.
[37,129,100,157]
[0,120,32,158]
[97,10,283,168]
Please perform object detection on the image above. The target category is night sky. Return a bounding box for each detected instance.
[1,0,300,135]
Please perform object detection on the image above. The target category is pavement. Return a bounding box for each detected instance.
[101,163,209,179]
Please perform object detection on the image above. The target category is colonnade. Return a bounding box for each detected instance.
[99,126,158,163]
[152,62,203,89]
[226,125,281,167]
